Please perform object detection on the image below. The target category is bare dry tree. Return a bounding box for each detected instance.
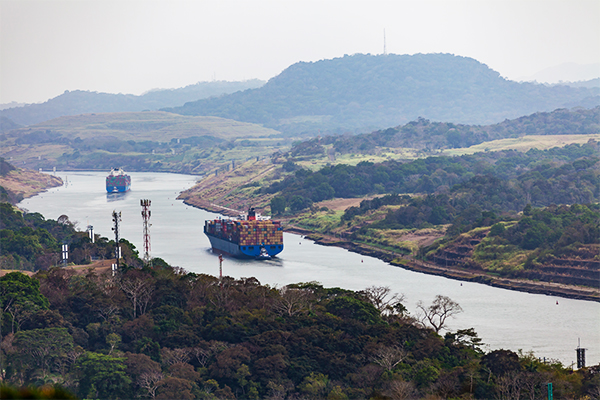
[363,286,406,315]
[272,286,311,317]
[372,345,408,371]
[160,347,190,366]
[118,274,154,319]
[138,371,163,399]
[96,304,119,324]
[189,341,231,367]
[383,379,416,400]
[416,295,462,333]
[495,371,523,400]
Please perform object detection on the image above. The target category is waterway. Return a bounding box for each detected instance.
[18,171,600,367]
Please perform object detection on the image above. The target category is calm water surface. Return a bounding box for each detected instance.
[19,171,600,366]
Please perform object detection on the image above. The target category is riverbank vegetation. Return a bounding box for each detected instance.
[281,140,599,289]
[1,262,599,399]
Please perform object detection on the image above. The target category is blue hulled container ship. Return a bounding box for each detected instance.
[204,208,284,259]
[106,168,131,193]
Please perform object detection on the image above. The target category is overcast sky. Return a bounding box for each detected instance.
[1,0,599,104]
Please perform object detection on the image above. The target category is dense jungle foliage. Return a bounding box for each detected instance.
[165,53,599,134]
[1,264,599,399]
[267,140,599,214]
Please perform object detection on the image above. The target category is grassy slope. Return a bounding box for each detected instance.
[1,112,291,174]
[0,167,63,202]
[294,134,600,171]
[177,158,282,215]
[11,111,281,141]
[442,133,600,156]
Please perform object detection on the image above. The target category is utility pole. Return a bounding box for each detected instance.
[383,28,387,55]
[218,254,223,287]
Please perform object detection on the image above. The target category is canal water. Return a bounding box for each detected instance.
[18,171,600,366]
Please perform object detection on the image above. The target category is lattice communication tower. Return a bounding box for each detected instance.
[141,199,152,264]
[111,210,122,267]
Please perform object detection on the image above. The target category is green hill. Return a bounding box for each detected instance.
[7,111,280,142]
[0,80,265,126]
[165,53,599,135]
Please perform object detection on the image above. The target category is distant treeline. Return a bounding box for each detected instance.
[291,106,600,155]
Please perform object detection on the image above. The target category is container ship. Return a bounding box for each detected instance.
[106,168,131,193]
[204,208,283,259]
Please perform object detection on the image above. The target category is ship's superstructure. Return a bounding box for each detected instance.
[204,208,283,259]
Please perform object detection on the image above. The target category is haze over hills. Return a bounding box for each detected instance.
[164,53,599,135]
[0,80,265,127]
[519,62,600,84]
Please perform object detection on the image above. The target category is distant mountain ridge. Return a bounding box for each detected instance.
[0,80,265,126]
[164,53,600,135]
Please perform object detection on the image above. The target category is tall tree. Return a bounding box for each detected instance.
[417,295,463,333]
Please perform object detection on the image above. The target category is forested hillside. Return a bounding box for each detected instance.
[260,140,600,289]
[0,203,140,271]
[0,80,265,126]
[296,107,600,154]
[1,261,598,399]
[166,54,599,135]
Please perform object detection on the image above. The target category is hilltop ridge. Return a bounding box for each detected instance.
[0,80,265,127]
[165,53,599,134]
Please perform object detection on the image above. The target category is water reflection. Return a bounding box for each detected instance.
[106,192,130,202]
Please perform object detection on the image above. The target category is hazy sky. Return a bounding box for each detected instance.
[1,0,599,104]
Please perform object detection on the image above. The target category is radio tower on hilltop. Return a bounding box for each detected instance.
[141,199,152,264]
[383,28,387,55]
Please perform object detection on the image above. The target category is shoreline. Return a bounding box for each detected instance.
[182,200,599,303]
[284,226,600,303]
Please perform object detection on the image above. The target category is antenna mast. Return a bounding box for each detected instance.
[111,210,122,267]
[383,29,387,55]
[141,199,152,264]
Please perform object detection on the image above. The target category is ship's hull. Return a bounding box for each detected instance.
[205,233,283,259]
[106,184,131,193]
